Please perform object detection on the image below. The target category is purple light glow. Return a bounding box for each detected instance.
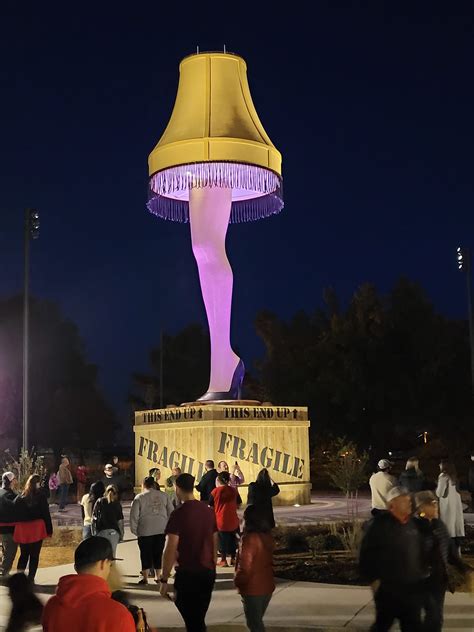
[189,187,239,393]
[148,161,283,224]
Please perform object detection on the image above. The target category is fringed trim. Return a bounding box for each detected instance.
[149,161,281,197]
[147,162,284,224]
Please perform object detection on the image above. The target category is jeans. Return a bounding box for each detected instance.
[58,483,69,509]
[174,568,216,631]
[76,481,85,502]
[423,579,446,632]
[82,525,92,540]
[137,534,165,571]
[371,583,422,631]
[218,531,237,558]
[17,540,43,580]
[0,532,18,575]
[96,529,120,556]
[242,594,272,632]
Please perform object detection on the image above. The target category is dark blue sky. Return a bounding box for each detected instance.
[1,3,473,430]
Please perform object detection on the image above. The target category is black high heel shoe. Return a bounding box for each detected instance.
[197,359,245,402]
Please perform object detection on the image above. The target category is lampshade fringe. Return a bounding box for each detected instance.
[147,161,283,224]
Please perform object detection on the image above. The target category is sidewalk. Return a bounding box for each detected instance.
[1,529,473,631]
[46,494,474,528]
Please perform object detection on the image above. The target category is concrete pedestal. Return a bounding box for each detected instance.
[134,403,311,505]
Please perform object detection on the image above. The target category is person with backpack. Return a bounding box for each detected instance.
[91,485,124,556]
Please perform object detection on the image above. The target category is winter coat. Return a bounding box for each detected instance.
[0,488,21,534]
[58,464,73,486]
[196,468,218,503]
[415,516,469,590]
[436,473,465,538]
[92,498,124,537]
[359,511,424,585]
[234,532,275,595]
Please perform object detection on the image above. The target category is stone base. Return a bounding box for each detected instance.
[134,403,311,506]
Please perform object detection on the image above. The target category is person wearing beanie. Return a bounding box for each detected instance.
[369,459,397,514]
[42,536,135,631]
[360,486,425,630]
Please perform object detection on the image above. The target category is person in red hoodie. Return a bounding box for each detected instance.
[210,471,240,567]
[234,504,275,632]
[42,536,135,632]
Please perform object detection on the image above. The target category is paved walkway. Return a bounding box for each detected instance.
[46,492,474,528]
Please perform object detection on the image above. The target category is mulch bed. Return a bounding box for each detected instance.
[273,522,474,588]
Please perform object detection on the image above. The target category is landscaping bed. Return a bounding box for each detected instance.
[39,525,83,568]
[273,522,474,589]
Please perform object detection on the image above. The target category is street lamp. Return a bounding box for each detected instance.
[457,246,474,396]
[23,208,40,452]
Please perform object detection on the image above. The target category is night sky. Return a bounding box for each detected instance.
[1,3,473,433]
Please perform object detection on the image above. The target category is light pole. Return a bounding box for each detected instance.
[159,328,164,408]
[23,208,40,452]
[457,246,474,396]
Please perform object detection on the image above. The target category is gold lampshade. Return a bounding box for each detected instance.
[147,52,283,223]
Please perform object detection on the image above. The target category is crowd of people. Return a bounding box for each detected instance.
[1,451,473,631]
[364,456,473,630]
[0,458,280,632]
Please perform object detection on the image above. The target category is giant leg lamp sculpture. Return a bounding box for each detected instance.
[148,52,283,402]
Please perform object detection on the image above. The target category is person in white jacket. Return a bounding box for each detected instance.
[369,459,397,513]
[130,476,174,584]
[436,460,465,548]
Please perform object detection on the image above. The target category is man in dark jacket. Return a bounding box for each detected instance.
[196,460,218,503]
[0,472,19,576]
[359,486,425,631]
[102,464,123,499]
